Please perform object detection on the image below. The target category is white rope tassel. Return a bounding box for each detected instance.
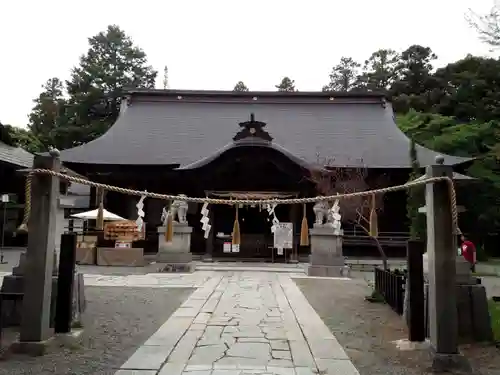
[266,203,279,233]
[200,202,211,239]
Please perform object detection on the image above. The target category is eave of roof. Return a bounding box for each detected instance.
[58,89,472,168]
[177,138,316,171]
[412,172,476,183]
[0,141,34,168]
[125,88,387,101]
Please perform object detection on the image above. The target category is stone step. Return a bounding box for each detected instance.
[194,263,306,274]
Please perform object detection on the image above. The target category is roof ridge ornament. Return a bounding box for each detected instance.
[233,113,273,142]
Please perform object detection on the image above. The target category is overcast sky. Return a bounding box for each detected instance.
[0,0,495,128]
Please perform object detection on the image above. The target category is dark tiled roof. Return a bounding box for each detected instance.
[59,90,471,168]
[0,141,34,168]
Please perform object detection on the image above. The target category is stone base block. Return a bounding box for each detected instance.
[75,247,95,265]
[10,338,54,356]
[96,247,144,267]
[0,275,57,327]
[9,329,85,356]
[307,265,349,277]
[309,253,346,266]
[0,273,86,328]
[158,263,194,273]
[424,283,493,342]
[156,251,193,264]
[431,352,472,373]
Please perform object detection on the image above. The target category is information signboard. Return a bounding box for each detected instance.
[273,222,293,249]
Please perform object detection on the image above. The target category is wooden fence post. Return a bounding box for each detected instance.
[55,233,77,334]
[407,240,425,342]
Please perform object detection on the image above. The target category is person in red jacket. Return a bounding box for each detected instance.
[460,235,476,272]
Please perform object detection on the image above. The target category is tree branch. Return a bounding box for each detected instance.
[309,155,389,270]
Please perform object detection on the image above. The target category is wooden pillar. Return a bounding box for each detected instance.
[54,233,77,334]
[17,152,60,351]
[406,239,425,342]
[290,204,298,262]
[90,186,97,208]
[426,156,470,371]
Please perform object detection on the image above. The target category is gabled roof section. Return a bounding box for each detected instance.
[0,141,34,168]
[58,89,471,168]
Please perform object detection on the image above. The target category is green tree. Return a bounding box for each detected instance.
[322,57,361,92]
[467,1,500,49]
[64,25,157,147]
[397,110,500,237]
[28,77,67,149]
[0,122,15,146]
[406,140,426,240]
[358,49,399,91]
[390,45,438,113]
[233,81,249,92]
[0,122,43,153]
[396,109,457,144]
[431,55,500,122]
[275,77,296,92]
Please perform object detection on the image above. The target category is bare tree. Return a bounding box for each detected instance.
[466,1,500,49]
[310,155,389,270]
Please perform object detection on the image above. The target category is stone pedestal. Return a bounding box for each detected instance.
[0,253,86,329]
[157,223,193,272]
[96,247,144,266]
[307,226,347,277]
[420,253,493,343]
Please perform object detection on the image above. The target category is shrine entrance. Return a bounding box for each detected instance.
[177,113,316,262]
[206,192,298,262]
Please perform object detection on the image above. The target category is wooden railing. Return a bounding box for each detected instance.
[343,230,410,247]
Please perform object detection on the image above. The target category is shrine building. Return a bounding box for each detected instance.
[57,89,470,261]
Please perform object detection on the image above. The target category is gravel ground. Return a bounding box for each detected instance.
[294,277,500,375]
[0,286,193,375]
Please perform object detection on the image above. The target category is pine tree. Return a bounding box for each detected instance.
[64,25,157,147]
[163,65,169,89]
[358,49,399,91]
[323,57,361,92]
[28,77,67,148]
[233,81,249,92]
[275,77,296,92]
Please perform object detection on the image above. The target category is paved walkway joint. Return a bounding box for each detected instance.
[115,271,360,375]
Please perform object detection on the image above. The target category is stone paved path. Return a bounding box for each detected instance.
[115,272,359,375]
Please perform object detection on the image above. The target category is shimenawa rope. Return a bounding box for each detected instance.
[17,168,462,235]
